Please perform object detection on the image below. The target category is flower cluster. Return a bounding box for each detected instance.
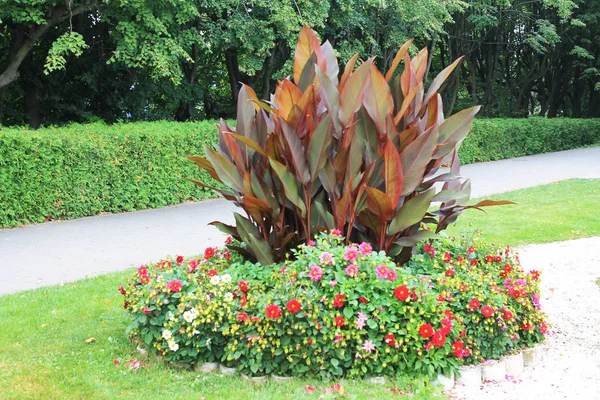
[122,231,548,379]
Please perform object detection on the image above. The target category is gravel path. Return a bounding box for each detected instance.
[1,147,599,295]
[450,236,600,400]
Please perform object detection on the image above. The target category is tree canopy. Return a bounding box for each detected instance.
[0,0,598,127]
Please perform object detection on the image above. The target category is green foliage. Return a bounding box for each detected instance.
[123,231,548,379]
[44,31,89,74]
[0,121,221,228]
[460,118,600,164]
[190,26,508,265]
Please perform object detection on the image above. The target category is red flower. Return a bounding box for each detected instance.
[481,305,494,318]
[238,280,249,293]
[240,295,247,307]
[443,252,452,263]
[358,296,370,304]
[504,264,513,273]
[457,256,464,263]
[540,322,548,334]
[137,265,148,275]
[113,359,120,365]
[468,298,481,310]
[332,294,345,308]
[118,285,126,296]
[223,251,231,261]
[494,255,502,262]
[123,300,130,309]
[384,333,396,347]
[445,269,455,277]
[237,312,248,322]
[394,285,410,301]
[142,307,151,315]
[459,329,466,337]
[530,270,540,280]
[250,316,260,322]
[208,269,218,277]
[335,316,345,326]
[452,341,465,358]
[522,322,533,331]
[204,247,215,260]
[467,246,475,254]
[265,304,282,319]
[431,331,446,348]
[140,275,149,284]
[225,236,233,245]
[458,283,467,292]
[419,324,434,338]
[286,299,302,314]
[166,279,182,293]
[470,259,478,266]
[307,339,314,344]
[410,292,418,301]
[485,255,494,263]
[502,309,513,320]
[176,255,184,264]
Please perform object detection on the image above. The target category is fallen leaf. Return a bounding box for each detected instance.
[85,337,96,344]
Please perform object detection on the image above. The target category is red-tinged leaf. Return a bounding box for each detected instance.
[204,146,244,193]
[363,63,394,135]
[423,56,464,106]
[420,172,461,190]
[434,105,480,158]
[411,48,428,82]
[321,40,339,84]
[297,53,317,92]
[394,82,422,125]
[387,189,436,234]
[400,125,440,196]
[236,85,259,142]
[243,195,273,214]
[230,133,267,157]
[315,66,342,136]
[465,199,516,210]
[385,39,413,82]
[338,53,359,93]
[274,79,303,121]
[365,187,394,221]
[357,209,383,235]
[184,178,221,192]
[307,114,333,180]
[398,126,419,154]
[187,155,220,181]
[431,189,470,204]
[280,119,311,184]
[339,59,372,126]
[269,158,306,217]
[384,138,403,207]
[333,179,353,228]
[319,161,337,198]
[400,53,415,97]
[355,107,378,156]
[426,93,444,129]
[221,132,246,173]
[345,133,363,184]
[209,221,239,237]
[294,25,324,84]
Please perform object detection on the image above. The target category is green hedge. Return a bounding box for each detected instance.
[460,118,600,164]
[0,121,221,228]
[1,118,599,228]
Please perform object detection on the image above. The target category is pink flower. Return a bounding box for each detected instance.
[359,242,373,256]
[137,265,148,276]
[375,264,388,279]
[334,335,344,343]
[344,248,359,263]
[319,252,334,266]
[345,265,358,278]
[331,229,342,236]
[307,240,316,246]
[386,269,397,281]
[142,307,151,315]
[166,279,182,293]
[308,265,323,282]
[329,280,337,288]
[362,340,376,353]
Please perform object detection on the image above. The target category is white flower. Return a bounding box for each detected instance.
[162,330,172,340]
[223,292,234,302]
[183,311,195,323]
[167,311,175,321]
[190,308,199,318]
[168,340,179,352]
[210,275,221,285]
[192,330,200,336]
[221,273,232,284]
[206,338,212,345]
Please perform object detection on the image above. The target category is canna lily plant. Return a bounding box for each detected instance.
[188,26,512,265]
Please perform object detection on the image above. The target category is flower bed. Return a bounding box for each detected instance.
[121,231,548,380]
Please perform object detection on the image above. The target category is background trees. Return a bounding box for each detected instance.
[0,0,598,127]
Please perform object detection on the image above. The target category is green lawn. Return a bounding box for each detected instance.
[1,179,599,399]
[447,179,600,245]
[0,272,435,400]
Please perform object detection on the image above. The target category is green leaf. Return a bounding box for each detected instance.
[307,114,333,180]
[268,159,306,217]
[400,125,439,196]
[204,146,244,193]
[387,189,436,234]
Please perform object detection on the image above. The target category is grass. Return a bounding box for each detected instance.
[0,272,437,400]
[2,178,599,399]
[446,179,600,246]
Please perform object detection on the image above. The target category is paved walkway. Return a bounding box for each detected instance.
[1,147,599,295]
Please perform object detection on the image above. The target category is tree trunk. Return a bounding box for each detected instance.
[23,82,42,129]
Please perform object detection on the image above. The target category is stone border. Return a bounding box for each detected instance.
[137,343,545,387]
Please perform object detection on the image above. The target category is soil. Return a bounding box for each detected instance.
[449,236,600,400]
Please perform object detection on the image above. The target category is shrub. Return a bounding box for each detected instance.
[189,26,509,266]
[461,118,600,164]
[122,231,548,380]
[0,121,221,228]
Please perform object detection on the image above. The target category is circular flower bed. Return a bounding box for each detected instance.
[121,231,548,380]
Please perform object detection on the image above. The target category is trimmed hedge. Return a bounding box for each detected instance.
[1,118,599,228]
[0,121,221,228]
[460,118,600,164]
